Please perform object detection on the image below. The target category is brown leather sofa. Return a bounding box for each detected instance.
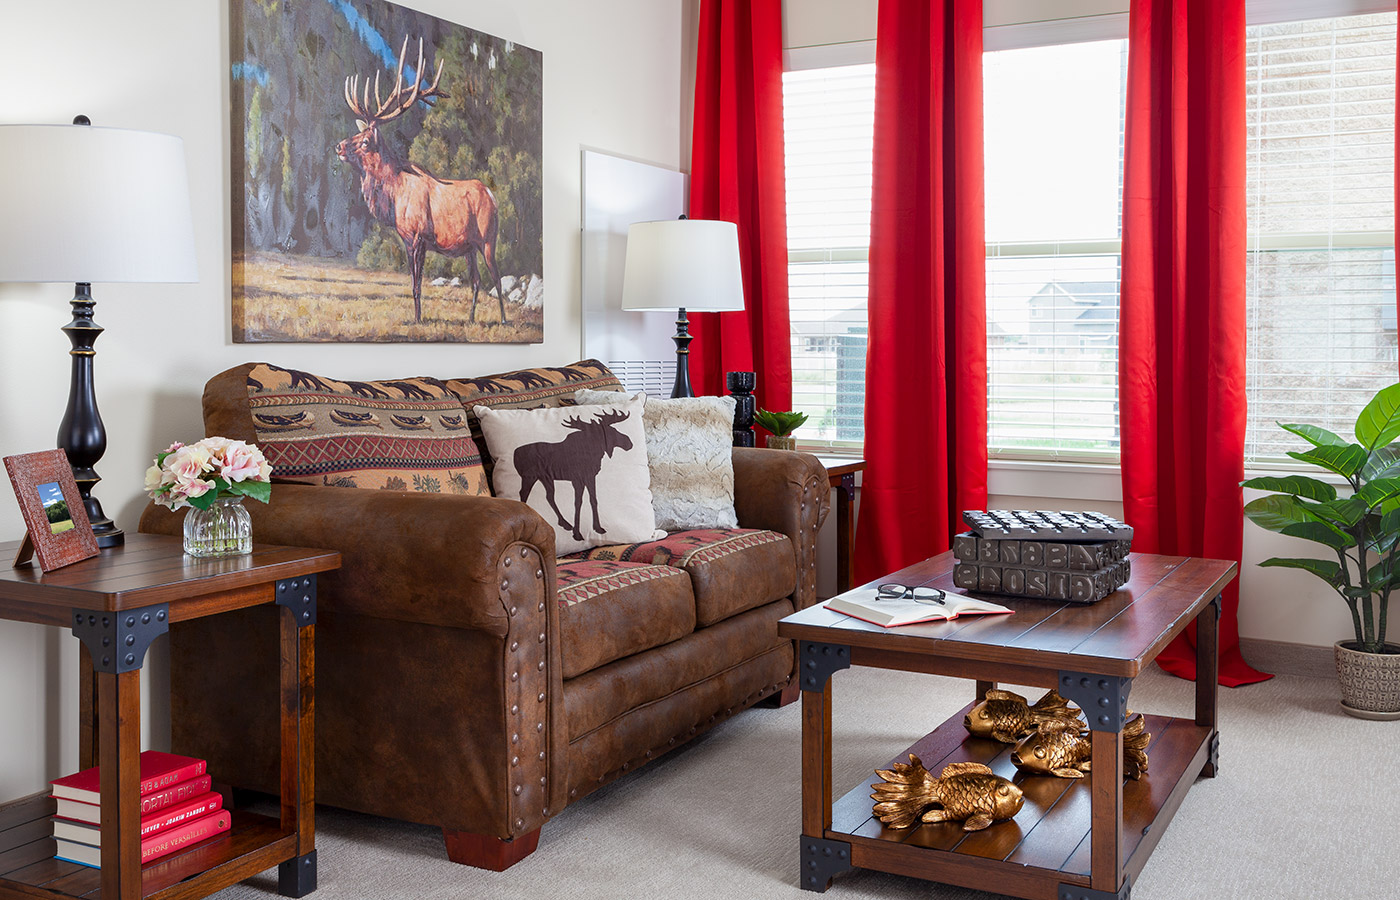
[139,360,830,870]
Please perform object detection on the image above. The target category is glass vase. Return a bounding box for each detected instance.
[183,496,252,558]
[766,434,797,451]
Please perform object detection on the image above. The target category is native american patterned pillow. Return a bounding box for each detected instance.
[473,393,664,555]
[244,363,489,495]
[444,359,625,482]
[575,389,737,531]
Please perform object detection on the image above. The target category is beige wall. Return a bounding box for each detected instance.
[0,0,685,798]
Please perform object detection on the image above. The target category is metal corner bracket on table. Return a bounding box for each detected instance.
[801,836,854,892]
[798,641,851,692]
[279,848,317,897]
[1056,670,1133,732]
[276,574,318,627]
[1058,877,1132,900]
[71,604,169,673]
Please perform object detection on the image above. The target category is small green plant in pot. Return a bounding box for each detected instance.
[1242,382,1400,718]
[754,409,808,451]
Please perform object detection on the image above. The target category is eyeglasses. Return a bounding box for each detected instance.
[876,583,946,606]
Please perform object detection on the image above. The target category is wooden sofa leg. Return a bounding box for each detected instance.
[442,827,541,871]
[761,680,801,708]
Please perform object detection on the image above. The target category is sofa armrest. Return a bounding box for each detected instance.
[139,484,557,635]
[731,447,830,610]
[141,483,567,838]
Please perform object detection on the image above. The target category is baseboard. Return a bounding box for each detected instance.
[1240,637,1335,680]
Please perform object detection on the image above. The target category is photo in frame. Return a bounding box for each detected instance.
[4,449,100,572]
[229,0,544,344]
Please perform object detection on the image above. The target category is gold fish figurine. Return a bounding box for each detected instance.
[1010,711,1152,780]
[871,755,1024,831]
[964,688,1083,743]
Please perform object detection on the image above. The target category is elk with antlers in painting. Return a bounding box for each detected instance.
[514,409,634,542]
[336,36,508,325]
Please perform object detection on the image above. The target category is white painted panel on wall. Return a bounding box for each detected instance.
[580,150,686,393]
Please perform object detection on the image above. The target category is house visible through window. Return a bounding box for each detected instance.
[983,39,1128,460]
[781,9,1397,463]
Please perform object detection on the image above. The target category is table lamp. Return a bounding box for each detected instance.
[0,118,198,547]
[620,217,745,398]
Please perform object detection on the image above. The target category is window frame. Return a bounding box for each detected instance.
[781,0,1397,463]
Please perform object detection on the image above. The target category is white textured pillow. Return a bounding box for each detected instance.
[474,393,664,555]
[576,389,738,532]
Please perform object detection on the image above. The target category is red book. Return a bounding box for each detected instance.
[52,774,215,824]
[50,752,207,805]
[52,791,225,844]
[53,809,232,869]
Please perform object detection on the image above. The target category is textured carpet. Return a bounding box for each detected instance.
[212,667,1390,899]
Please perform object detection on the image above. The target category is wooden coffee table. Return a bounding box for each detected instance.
[777,550,1235,900]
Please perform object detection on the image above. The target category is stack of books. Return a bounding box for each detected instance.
[49,751,231,868]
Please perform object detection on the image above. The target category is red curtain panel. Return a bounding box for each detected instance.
[1120,0,1270,685]
[854,0,988,585]
[687,0,792,409]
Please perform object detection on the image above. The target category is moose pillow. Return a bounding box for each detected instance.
[474,394,665,555]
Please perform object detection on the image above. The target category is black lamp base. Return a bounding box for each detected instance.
[670,307,694,399]
[58,282,123,548]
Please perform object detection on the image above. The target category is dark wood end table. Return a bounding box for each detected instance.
[0,534,340,900]
[812,457,865,595]
[778,550,1235,899]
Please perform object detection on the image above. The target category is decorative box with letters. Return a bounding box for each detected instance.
[953,510,1133,604]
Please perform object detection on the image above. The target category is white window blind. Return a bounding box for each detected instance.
[782,64,875,447]
[1244,12,1397,462]
[984,39,1129,460]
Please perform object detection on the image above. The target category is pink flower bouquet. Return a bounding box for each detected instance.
[145,437,273,511]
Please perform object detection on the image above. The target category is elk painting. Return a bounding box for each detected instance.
[229,0,542,343]
[337,37,508,326]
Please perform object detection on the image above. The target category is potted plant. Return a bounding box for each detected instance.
[1242,382,1400,718]
[753,409,808,451]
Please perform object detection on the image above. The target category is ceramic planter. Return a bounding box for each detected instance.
[1335,640,1400,720]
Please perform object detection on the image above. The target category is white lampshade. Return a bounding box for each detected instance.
[620,218,745,312]
[0,123,197,283]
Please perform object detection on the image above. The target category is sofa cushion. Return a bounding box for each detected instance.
[575,389,738,532]
[555,559,696,679]
[444,359,625,482]
[565,528,797,627]
[241,363,490,494]
[562,599,794,747]
[475,395,664,555]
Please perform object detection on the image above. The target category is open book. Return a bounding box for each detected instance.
[824,587,1012,628]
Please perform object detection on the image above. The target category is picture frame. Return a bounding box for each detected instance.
[4,449,100,572]
[229,0,544,344]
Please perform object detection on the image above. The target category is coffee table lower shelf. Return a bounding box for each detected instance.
[819,706,1212,900]
[0,792,296,900]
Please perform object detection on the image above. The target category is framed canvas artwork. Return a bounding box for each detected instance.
[230,0,543,343]
[4,449,100,572]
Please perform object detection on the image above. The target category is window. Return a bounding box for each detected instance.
[1244,12,1397,461]
[783,64,876,447]
[781,7,1397,462]
[984,40,1128,459]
